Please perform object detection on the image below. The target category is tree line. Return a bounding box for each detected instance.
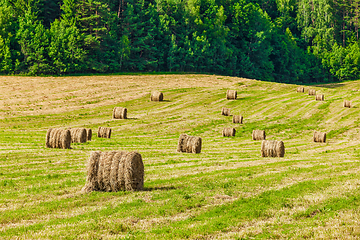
[0,0,359,83]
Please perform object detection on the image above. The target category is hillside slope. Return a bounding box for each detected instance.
[0,75,360,239]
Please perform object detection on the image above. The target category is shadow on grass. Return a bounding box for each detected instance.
[143,186,176,191]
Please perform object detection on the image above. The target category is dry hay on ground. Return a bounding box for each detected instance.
[177,134,202,154]
[222,127,236,137]
[297,87,304,92]
[316,94,324,101]
[309,89,316,95]
[232,115,243,124]
[151,91,163,101]
[83,150,144,192]
[69,128,87,143]
[313,131,326,143]
[344,100,351,108]
[86,128,92,141]
[261,140,285,157]
[221,107,231,116]
[252,130,266,140]
[113,107,127,119]
[98,127,112,138]
[226,90,237,100]
[45,128,71,149]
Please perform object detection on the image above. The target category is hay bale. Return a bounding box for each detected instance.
[309,89,316,95]
[177,134,202,153]
[151,91,163,101]
[252,130,266,140]
[45,128,71,149]
[261,140,285,157]
[222,127,236,137]
[315,94,324,101]
[221,107,231,116]
[83,150,144,192]
[124,152,144,191]
[69,128,87,143]
[344,100,351,108]
[98,127,111,138]
[232,115,243,124]
[313,131,326,143]
[226,90,237,100]
[86,128,92,141]
[113,107,127,119]
[297,87,304,92]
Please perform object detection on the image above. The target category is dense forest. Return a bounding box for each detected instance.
[0,0,359,83]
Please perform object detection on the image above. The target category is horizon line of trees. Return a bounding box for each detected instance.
[0,0,360,83]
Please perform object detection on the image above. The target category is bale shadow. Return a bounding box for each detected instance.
[126,117,138,120]
[143,186,176,191]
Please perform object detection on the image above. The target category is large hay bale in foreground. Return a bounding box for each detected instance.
[45,128,71,149]
[98,127,111,138]
[151,91,163,101]
[221,107,231,116]
[69,128,87,143]
[315,94,324,101]
[83,151,144,192]
[313,131,326,143]
[309,89,316,95]
[222,127,236,137]
[87,128,92,141]
[177,134,202,154]
[344,100,351,108]
[252,130,266,140]
[226,90,237,100]
[297,87,304,92]
[261,140,285,157]
[232,115,243,124]
[113,107,127,119]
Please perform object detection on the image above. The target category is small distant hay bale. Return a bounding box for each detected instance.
[45,128,71,149]
[226,90,237,100]
[344,100,351,108]
[98,127,111,138]
[151,91,163,101]
[297,87,304,92]
[221,107,231,116]
[86,128,92,141]
[315,94,324,101]
[313,131,326,143]
[309,89,316,95]
[69,128,87,143]
[113,107,127,119]
[252,130,266,140]
[83,150,144,193]
[222,127,236,137]
[232,115,243,124]
[261,140,285,157]
[177,133,202,154]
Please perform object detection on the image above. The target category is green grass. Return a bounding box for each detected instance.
[1,75,360,239]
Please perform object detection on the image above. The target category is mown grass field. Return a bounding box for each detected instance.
[1,74,360,239]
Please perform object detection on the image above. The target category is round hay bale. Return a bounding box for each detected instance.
[98,127,111,138]
[313,131,326,143]
[222,127,236,137]
[226,90,237,100]
[46,128,53,148]
[151,91,163,101]
[221,107,231,116]
[261,140,285,157]
[297,87,304,92]
[252,130,266,140]
[46,128,71,149]
[82,151,101,193]
[113,107,127,119]
[177,134,202,154]
[315,94,324,101]
[309,89,316,95]
[124,152,144,191]
[110,151,126,192]
[70,128,87,143]
[344,100,351,108]
[87,128,92,141]
[232,115,243,124]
